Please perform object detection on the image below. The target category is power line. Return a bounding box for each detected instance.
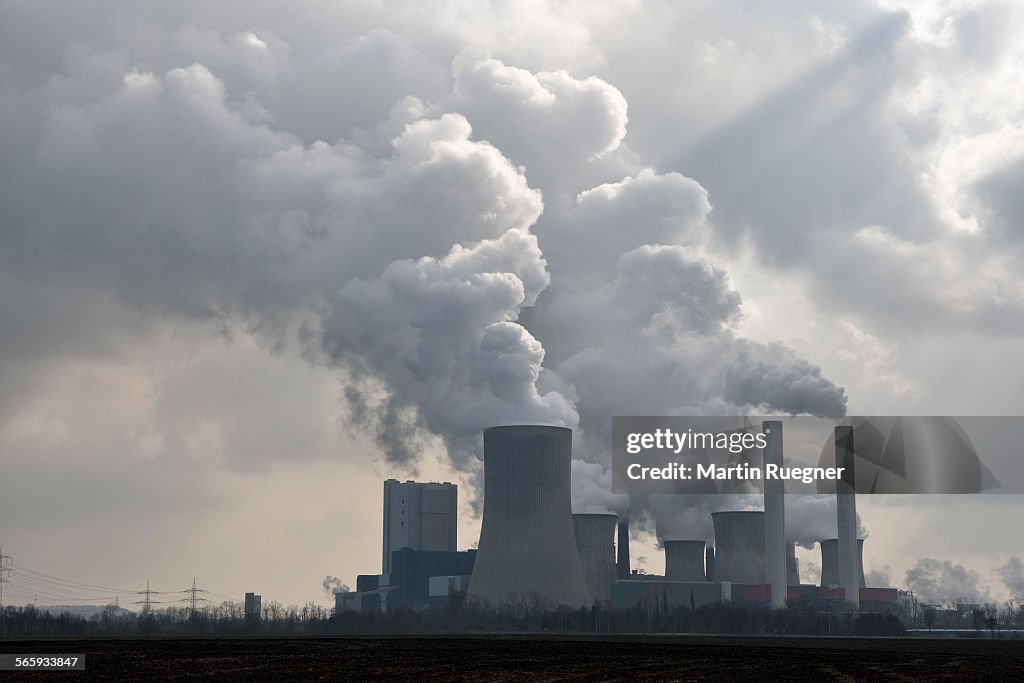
[11,563,136,594]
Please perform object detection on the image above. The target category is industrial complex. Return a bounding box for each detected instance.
[336,423,898,614]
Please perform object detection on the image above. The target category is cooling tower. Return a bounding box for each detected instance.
[835,426,860,608]
[819,538,866,589]
[786,543,800,586]
[467,426,591,608]
[711,511,765,584]
[663,540,707,581]
[762,420,786,607]
[573,513,617,604]
[617,514,631,579]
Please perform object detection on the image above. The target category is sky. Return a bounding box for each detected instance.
[1,0,1023,608]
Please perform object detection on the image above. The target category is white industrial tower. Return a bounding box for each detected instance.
[382,479,458,575]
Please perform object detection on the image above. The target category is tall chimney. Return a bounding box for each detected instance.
[616,514,631,579]
[835,425,860,609]
[763,420,786,608]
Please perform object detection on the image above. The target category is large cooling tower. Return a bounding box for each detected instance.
[467,426,590,608]
[663,540,707,581]
[819,538,866,589]
[573,513,617,604]
[711,511,765,584]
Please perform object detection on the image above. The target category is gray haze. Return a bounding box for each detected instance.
[1,1,1023,606]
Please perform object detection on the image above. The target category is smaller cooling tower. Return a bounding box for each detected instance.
[786,543,800,586]
[819,538,866,588]
[573,513,617,604]
[663,540,707,582]
[712,511,765,584]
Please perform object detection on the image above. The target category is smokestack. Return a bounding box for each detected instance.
[467,426,590,608]
[762,420,785,607]
[819,538,866,588]
[573,513,617,604]
[705,545,715,583]
[663,540,707,581]
[786,543,800,586]
[834,425,860,608]
[616,514,631,579]
[711,511,765,584]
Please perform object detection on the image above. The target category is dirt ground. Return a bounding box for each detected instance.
[2,634,1022,681]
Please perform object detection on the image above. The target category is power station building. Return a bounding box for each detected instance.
[382,479,458,575]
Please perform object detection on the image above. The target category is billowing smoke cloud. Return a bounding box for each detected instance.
[322,575,351,596]
[865,564,893,588]
[997,556,1024,599]
[0,9,847,530]
[905,558,991,605]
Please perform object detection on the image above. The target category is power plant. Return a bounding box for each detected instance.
[336,423,895,615]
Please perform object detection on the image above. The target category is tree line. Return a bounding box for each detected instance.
[1,596,1021,638]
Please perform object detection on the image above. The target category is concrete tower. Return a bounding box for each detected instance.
[819,538,866,589]
[467,426,590,608]
[573,513,618,604]
[762,420,786,607]
[834,426,860,608]
[616,514,631,579]
[663,540,707,581]
[711,511,765,584]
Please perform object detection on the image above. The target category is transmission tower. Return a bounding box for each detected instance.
[135,579,154,615]
[0,546,12,638]
[185,577,209,620]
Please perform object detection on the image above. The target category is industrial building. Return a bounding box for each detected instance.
[244,592,261,621]
[382,479,458,574]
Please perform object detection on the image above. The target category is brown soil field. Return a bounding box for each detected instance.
[2,635,1023,681]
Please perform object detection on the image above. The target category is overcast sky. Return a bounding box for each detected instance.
[1,1,1023,608]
